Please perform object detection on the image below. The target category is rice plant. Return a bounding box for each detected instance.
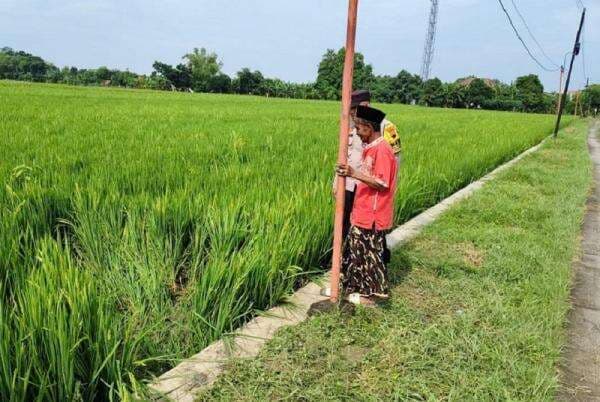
[0,81,567,399]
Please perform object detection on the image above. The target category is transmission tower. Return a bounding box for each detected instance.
[420,0,439,81]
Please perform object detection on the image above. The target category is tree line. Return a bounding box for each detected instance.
[1,46,598,115]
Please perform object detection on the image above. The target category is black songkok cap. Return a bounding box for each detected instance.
[355,105,386,125]
[351,89,371,107]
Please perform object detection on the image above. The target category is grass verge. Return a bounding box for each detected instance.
[197,121,592,401]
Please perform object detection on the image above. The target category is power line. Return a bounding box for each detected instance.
[496,0,560,72]
[575,0,585,10]
[509,0,560,68]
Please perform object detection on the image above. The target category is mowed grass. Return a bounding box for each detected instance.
[200,121,592,401]
[0,81,566,400]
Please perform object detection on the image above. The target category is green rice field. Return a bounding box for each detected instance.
[0,81,565,400]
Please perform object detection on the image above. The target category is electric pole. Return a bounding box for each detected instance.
[556,66,564,115]
[586,78,591,117]
[554,8,585,137]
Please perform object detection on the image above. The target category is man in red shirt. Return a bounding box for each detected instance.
[336,105,398,307]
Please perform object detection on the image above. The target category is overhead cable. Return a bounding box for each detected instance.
[497,0,560,72]
[509,0,560,69]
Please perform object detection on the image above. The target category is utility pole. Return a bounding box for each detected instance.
[574,91,581,117]
[330,0,358,303]
[586,78,591,117]
[554,8,585,137]
[556,66,564,115]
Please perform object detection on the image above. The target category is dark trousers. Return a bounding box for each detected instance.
[343,187,391,264]
[342,189,355,242]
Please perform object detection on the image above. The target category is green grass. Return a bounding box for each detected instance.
[0,81,570,399]
[199,121,592,401]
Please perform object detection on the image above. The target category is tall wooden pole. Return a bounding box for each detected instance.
[330,0,359,303]
[556,66,564,115]
[586,78,591,117]
[554,8,585,138]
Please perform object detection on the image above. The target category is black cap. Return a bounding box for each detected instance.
[351,89,371,107]
[355,105,385,125]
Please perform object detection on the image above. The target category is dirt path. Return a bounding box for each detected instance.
[560,121,600,401]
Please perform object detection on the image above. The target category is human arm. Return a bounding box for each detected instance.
[335,164,387,191]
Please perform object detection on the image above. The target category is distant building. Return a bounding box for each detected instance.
[456,77,498,88]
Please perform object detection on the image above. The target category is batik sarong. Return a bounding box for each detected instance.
[341,225,389,298]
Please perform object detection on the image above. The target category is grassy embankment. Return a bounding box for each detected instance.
[200,121,592,401]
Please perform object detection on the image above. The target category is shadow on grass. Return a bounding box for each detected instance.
[388,247,413,287]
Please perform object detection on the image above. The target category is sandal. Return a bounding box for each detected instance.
[320,287,332,297]
[346,293,377,308]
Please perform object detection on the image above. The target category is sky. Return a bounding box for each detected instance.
[1,0,597,91]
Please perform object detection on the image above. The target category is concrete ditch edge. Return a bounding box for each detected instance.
[150,136,548,401]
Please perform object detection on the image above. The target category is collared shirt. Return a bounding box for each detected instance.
[345,126,364,191]
[351,137,398,231]
[336,119,401,193]
[346,119,401,192]
[333,123,364,192]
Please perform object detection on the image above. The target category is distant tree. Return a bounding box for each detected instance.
[57,66,74,85]
[516,74,544,95]
[183,47,222,92]
[582,84,600,116]
[147,73,171,90]
[394,70,422,104]
[44,67,63,83]
[420,78,445,107]
[77,69,98,85]
[495,82,518,100]
[315,48,374,100]
[95,66,111,81]
[152,61,192,89]
[152,62,175,86]
[1,46,578,116]
[370,75,395,103]
[234,68,264,94]
[288,82,319,99]
[111,70,138,87]
[261,78,288,97]
[465,78,494,108]
[0,47,52,81]
[0,48,11,78]
[443,83,466,108]
[208,72,232,93]
[516,74,545,113]
[488,82,520,111]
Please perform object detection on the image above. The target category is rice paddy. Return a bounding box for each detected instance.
[0,81,565,399]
